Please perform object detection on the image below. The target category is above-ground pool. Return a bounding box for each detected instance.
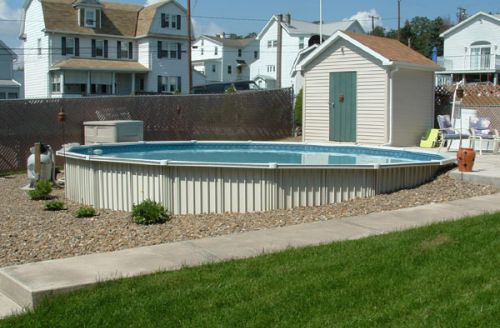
[58,141,454,214]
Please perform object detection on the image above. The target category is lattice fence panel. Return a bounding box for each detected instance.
[0,89,293,171]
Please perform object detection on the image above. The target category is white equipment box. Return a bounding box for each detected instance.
[84,120,144,144]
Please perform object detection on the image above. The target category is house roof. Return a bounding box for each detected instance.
[199,35,256,48]
[440,12,500,38]
[20,0,187,39]
[50,58,149,72]
[256,15,364,40]
[0,40,17,59]
[299,31,442,72]
[0,80,21,87]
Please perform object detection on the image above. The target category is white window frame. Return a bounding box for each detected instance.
[171,15,177,29]
[272,40,278,47]
[214,46,218,55]
[267,40,272,48]
[66,37,75,55]
[120,41,129,59]
[51,72,61,93]
[95,40,104,57]
[85,8,96,28]
[159,76,180,93]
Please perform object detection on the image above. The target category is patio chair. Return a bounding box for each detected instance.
[469,116,500,155]
[437,115,469,152]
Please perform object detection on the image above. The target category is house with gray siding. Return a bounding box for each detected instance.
[19,0,195,98]
[0,40,21,99]
[298,31,442,147]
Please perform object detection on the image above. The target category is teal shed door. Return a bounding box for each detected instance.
[329,72,357,142]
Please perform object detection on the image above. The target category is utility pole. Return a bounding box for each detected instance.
[457,7,466,23]
[187,0,192,93]
[276,14,283,89]
[397,0,401,41]
[368,15,379,34]
[319,0,323,44]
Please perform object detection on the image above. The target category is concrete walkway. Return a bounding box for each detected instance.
[1,193,500,319]
[449,153,500,188]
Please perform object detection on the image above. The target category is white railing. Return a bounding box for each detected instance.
[438,54,498,71]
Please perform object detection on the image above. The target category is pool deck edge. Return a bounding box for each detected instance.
[1,192,499,319]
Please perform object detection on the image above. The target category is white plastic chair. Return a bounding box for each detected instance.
[469,117,500,155]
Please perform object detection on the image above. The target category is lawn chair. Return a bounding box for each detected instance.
[437,115,469,152]
[469,116,500,155]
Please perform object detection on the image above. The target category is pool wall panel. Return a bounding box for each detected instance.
[64,160,442,215]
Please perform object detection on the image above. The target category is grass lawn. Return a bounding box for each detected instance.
[1,213,499,328]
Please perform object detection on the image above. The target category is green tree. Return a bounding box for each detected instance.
[371,26,386,37]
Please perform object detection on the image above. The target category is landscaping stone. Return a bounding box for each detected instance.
[0,173,496,268]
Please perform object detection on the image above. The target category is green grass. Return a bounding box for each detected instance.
[2,214,499,328]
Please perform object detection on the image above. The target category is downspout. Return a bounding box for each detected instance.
[385,66,399,146]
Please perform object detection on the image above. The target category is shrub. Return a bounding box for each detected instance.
[294,88,303,126]
[224,85,237,94]
[45,200,65,211]
[132,200,169,225]
[28,180,53,200]
[75,206,96,218]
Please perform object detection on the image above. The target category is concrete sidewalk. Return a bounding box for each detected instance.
[1,193,500,319]
[449,153,500,188]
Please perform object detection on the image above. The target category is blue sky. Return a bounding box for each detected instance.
[1,0,499,51]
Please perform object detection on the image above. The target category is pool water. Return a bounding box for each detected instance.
[70,142,445,166]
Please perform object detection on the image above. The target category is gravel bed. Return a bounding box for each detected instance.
[0,173,496,268]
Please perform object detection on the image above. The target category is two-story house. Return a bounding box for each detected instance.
[0,40,22,99]
[250,14,364,92]
[20,0,193,98]
[436,12,500,85]
[192,34,258,83]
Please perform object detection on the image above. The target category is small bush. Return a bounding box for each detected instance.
[294,88,303,126]
[75,206,96,218]
[45,200,65,211]
[224,86,237,94]
[132,200,169,225]
[28,180,53,200]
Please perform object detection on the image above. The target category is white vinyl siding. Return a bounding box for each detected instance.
[303,40,387,144]
[392,69,434,146]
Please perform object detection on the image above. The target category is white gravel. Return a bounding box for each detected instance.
[0,172,496,268]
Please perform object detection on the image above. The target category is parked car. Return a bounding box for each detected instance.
[191,81,261,94]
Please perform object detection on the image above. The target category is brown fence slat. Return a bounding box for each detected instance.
[0,89,293,171]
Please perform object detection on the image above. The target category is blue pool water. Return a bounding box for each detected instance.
[67,142,446,166]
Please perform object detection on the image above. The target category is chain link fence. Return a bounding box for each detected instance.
[0,89,294,171]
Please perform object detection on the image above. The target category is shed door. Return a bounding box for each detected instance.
[329,72,357,142]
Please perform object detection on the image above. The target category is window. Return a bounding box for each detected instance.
[254,50,259,59]
[139,79,145,91]
[7,93,18,99]
[201,40,204,46]
[95,40,104,57]
[119,41,129,59]
[0,93,5,99]
[299,36,304,49]
[66,37,74,55]
[214,46,218,55]
[85,8,96,27]
[227,65,232,74]
[37,38,41,55]
[212,64,216,73]
[51,72,61,93]
[161,13,181,30]
[273,40,278,47]
[470,42,492,70]
[237,66,242,75]
[158,76,181,93]
[158,41,180,59]
[267,65,275,73]
[201,48,204,55]
[238,49,242,57]
[267,40,272,48]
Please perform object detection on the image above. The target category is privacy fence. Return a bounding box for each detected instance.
[0,89,294,171]
[435,83,500,129]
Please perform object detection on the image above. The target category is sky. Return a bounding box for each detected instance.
[1,0,500,55]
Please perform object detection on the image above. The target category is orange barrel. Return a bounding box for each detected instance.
[457,147,475,172]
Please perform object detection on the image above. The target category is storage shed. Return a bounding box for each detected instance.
[298,31,442,146]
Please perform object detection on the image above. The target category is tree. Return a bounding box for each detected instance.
[371,26,386,37]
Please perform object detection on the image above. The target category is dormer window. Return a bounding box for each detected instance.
[85,8,96,27]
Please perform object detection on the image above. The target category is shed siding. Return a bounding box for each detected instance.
[303,40,388,144]
[392,69,435,146]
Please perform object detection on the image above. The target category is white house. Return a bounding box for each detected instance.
[298,31,441,146]
[436,12,500,85]
[19,0,194,98]
[192,35,258,83]
[250,14,364,92]
[0,40,22,99]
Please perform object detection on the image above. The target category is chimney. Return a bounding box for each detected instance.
[285,13,291,25]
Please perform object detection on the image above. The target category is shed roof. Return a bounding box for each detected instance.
[299,31,442,72]
[50,58,149,72]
